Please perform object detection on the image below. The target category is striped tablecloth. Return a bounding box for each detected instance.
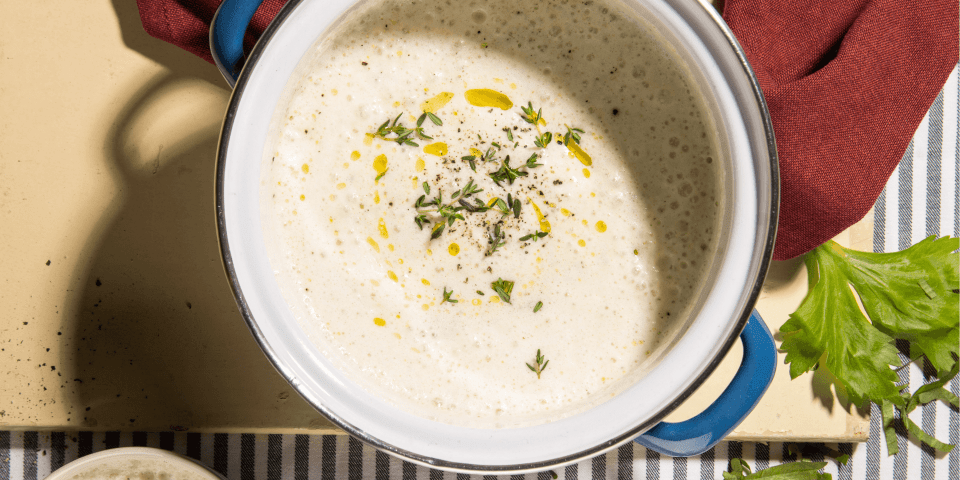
[2,66,957,480]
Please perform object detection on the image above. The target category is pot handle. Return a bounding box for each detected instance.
[210,0,263,87]
[633,309,776,457]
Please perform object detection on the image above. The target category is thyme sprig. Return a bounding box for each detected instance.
[526,349,549,379]
[462,155,478,171]
[371,112,443,146]
[414,179,485,238]
[462,146,497,173]
[489,193,521,218]
[419,112,443,127]
[520,102,543,126]
[486,224,506,256]
[534,301,543,313]
[441,287,458,304]
[491,277,514,303]
[563,125,584,145]
[489,155,527,185]
[523,153,543,169]
[520,231,548,242]
[534,131,553,148]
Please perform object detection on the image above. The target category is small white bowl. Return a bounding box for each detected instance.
[45,447,225,480]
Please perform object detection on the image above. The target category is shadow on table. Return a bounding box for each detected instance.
[59,6,332,431]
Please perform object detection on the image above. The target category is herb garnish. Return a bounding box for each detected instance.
[489,193,522,218]
[520,231,548,242]
[563,125,584,145]
[441,287,458,304]
[375,169,388,182]
[462,155,478,171]
[534,301,543,313]
[419,111,443,127]
[526,349,549,379]
[491,196,512,216]
[503,127,514,142]
[491,277,514,303]
[372,113,419,146]
[372,112,443,146]
[534,131,553,148]
[524,153,543,169]
[780,236,959,454]
[414,179,485,238]
[520,101,542,126]
[489,155,527,185]
[486,224,506,256]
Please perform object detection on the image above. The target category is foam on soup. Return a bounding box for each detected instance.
[261,0,724,428]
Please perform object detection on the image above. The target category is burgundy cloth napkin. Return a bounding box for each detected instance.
[136,0,958,260]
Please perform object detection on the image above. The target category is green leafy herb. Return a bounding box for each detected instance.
[563,125,584,145]
[534,301,543,313]
[413,179,485,238]
[520,101,542,126]
[441,287,458,304]
[476,290,485,296]
[489,155,528,185]
[526,349,549,379]
[422,181,430,194]
[489,196,511,217]
[882,361,959,455]
[462,155,477,172]
[524,153,543,169]
[372,113,420,146]
[723,458,829,480]
[534,131,553,148]
[520,231,548,242]
[491,277,514,303]
[780,236,959,453]
[785,444,850,465]
[486,224,506,256]
[504,127,514,142]
[375,169,388,182]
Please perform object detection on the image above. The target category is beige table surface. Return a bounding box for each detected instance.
[0,0,869,441]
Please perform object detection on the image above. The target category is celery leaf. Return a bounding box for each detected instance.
[779,236,959,408]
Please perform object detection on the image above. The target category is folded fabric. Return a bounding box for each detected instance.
[722,0,957,259]
[136,0,958,259]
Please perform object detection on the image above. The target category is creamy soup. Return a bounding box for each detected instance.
[261,0,724,428]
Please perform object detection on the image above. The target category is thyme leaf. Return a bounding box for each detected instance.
[491,277,514,303]
[520,101,542,126]
[486,224,506,256]
[563,125,584,145]
[441,287,458,304]
[519,231,548,242]
[526,349,549,379]
[489,155,528,185]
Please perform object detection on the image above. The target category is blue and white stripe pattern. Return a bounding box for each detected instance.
[2,65,956,480]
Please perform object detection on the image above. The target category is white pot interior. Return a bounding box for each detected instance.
[217,0,775,471]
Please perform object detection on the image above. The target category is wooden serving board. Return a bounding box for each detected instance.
[0,0,868,441]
